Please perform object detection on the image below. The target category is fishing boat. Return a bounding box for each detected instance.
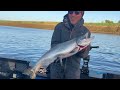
[0,46,120,79]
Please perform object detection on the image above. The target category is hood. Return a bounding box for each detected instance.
[63,14,84,31]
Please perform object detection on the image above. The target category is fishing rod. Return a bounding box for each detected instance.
[90,46,99,50]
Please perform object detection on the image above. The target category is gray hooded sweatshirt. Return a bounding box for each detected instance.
[47,14,91,79]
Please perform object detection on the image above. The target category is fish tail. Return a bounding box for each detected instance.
[30,69,37,79]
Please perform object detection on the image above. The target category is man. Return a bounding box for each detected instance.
[47,11,91,79]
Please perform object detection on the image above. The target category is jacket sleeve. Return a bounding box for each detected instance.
[51,23,61,48]
[76,28,91,59]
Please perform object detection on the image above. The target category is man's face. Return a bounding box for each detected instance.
[68,11,83,25]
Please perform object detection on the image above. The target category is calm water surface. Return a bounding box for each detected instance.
[0,25,120,75]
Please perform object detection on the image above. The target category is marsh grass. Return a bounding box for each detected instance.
[85,23,120,35]
[0,20,120,35]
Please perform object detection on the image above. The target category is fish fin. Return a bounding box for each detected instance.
[59,58,63,66]
[85,32,89,39]
[30,69,36,79]
[23,68,36,79]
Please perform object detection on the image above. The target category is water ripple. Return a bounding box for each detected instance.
[0,26,120,75]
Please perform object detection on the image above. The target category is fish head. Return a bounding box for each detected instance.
[76,33,94,47]
[76,32,89,43]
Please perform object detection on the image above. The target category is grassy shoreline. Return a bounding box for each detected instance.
[0,20,120,35]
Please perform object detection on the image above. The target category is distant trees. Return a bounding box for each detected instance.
[105,20,114,23]
[101,20,120,24]
[118,20,120,23]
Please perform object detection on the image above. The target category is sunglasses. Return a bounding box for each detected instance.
[68,11,82,15]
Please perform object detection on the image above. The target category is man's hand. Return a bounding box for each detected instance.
[76,45,90,58]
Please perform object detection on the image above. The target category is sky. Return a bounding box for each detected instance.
[0,11,120,23]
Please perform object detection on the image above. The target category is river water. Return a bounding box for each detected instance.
[0,25,120,75]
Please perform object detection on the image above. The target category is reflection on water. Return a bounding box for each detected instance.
[0,26,120,74]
